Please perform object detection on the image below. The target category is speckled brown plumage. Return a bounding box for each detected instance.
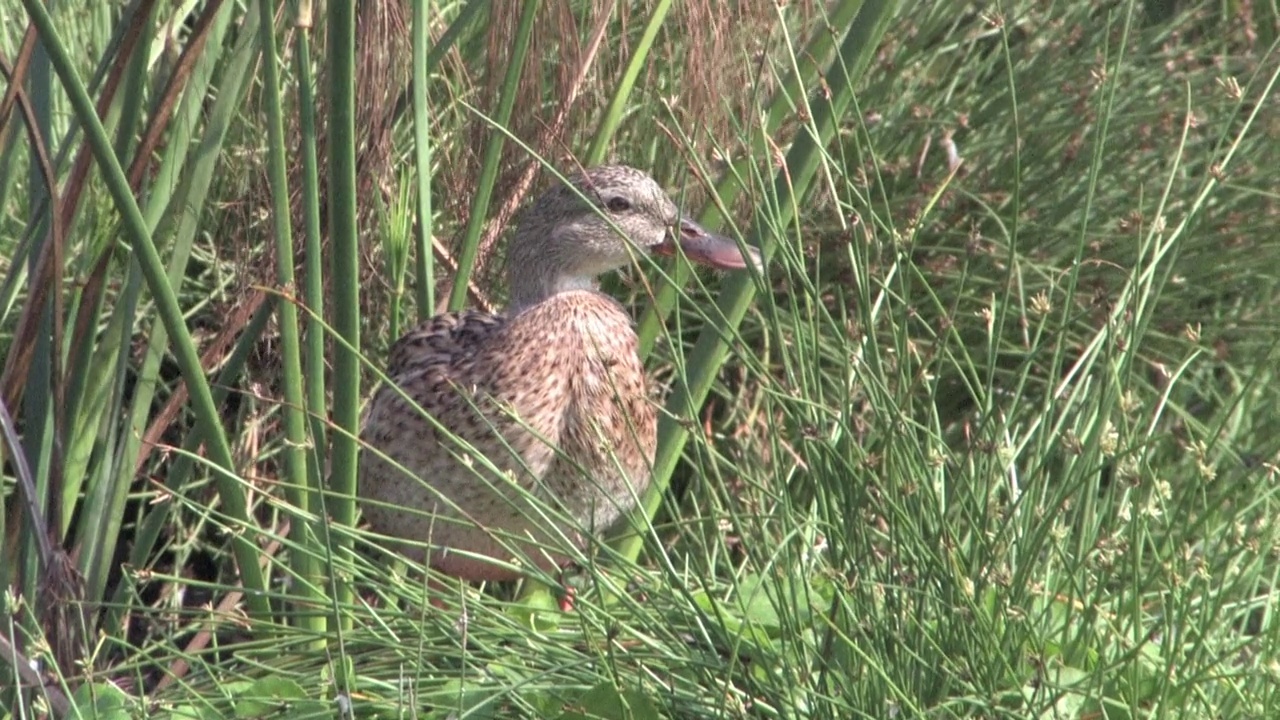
[359,165,758,582]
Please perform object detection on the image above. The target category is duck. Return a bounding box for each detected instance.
[358,165,758,582]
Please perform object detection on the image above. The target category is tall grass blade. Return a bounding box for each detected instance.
[325,0,361,638]
[284,0,329,491]
[616,0,898,562]
[257,0,324,635]
[18,0,272,619]
[446,0,540,311]
[583,0,671,166]
[411,0,435,317]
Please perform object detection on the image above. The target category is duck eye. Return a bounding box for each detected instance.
[606,196,632,213]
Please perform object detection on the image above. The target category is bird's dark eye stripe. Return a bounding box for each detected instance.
[606,196,631,212]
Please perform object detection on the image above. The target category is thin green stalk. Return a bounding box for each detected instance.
[615,0,899,563]
[258,0,323,634]
[382,174,413,341]
[763,0,867,133]
[76,259,139,608]
[326,0,360,634]
[289,0,329,578]
[633,2,869,358]
[78,0,238,609]
[0,119,22,234]
[106,296,277,634]
[110,2,151,163]
[411,0,435,317]
[583,0,672,166]
[429,0,488,71]
[389,0,488,121]
[19,0,271,620]
[446,0,540,311]
[20,0,55,610]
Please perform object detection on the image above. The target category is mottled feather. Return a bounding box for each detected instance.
[358,165,756,582]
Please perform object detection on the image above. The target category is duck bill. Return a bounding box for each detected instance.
[654,218,761,270]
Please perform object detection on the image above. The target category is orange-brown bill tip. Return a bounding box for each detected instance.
[654,218,761,271]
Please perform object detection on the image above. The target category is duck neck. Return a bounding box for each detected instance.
[507,266,598,316]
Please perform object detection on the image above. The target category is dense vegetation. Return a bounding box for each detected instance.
[2,1,1278,717]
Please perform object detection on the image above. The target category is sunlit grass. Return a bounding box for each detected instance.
[2,1,1279,718]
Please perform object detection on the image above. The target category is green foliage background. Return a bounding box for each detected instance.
[1,0,1278,717]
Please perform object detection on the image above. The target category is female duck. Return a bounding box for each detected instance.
[359,165,757,581]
